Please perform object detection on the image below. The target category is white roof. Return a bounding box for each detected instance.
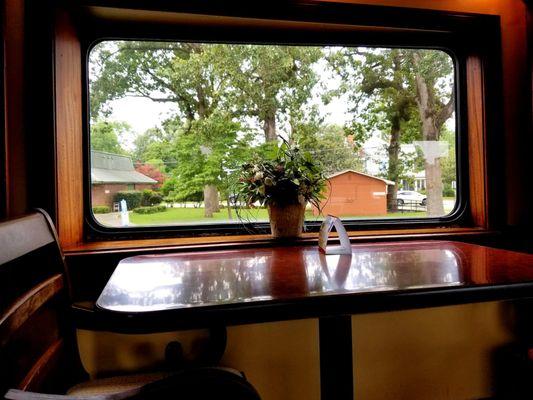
[327,169,395,186]
[90,150,157,185]
[91,168,158,184]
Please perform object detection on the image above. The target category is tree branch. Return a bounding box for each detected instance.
[435,94,455,127]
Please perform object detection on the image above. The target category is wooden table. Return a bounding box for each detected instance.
[94,240,533,399]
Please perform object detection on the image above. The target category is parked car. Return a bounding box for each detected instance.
[397,190,427,206]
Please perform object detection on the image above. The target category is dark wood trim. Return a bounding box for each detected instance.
[75,0,496,34]
[0,0,6,220]
[466,55,489,228]
[54,9,84,249]
[50,1,501,248]
[63,227,495,255]
[319,316,353,400]
[0,274,64,347]
[25,0,58,221]
[19,339,64,391]
[3,0,27,217]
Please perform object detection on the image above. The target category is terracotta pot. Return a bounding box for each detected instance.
[267,201,306,239]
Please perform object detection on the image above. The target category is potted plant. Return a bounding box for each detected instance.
[236,140,326,239]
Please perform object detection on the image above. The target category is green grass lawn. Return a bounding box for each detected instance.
[127,206,427,226]
[129,207,269,225]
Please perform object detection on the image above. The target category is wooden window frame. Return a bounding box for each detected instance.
[54,2,503,251]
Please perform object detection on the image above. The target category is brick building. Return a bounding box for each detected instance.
[91,150,157,209]
[313,170,394,217]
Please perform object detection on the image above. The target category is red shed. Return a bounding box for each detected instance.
[313,170,394,217]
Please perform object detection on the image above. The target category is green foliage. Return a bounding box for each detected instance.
[161,177,178,196]
[90,41,456,219]
[132,204,167,214]
[92,205,110,214]
[237,139,326,208]
[90,119,130,154]
[171,112,252,201]
[90,41,234,121]
[220,45,323,140]
[141,189,163,206]
[442,183,455,197]
[113,190,142,210]
[296,124,363,176]
[440,127,457,186]
[132,128,177,166]
[162,191,176,204]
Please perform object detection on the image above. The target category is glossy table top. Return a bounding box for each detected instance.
[97,241,533,317]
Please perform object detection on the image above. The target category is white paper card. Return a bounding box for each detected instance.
[318,215,351,254]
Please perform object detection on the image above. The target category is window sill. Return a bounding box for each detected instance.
[63,226,495,255]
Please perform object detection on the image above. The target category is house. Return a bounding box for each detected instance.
[91,150,157,209]
[313,170,394,217]
[360,135,419,176]
[401,170,427,191]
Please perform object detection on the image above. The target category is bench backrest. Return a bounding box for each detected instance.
[0,210,85,394]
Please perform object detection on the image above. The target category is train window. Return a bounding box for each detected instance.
[88,41,458,232]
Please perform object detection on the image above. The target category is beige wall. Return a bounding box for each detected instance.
[78,301,515,400]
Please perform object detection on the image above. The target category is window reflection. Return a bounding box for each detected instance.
[305,249,462,294]
[98,248,463,312]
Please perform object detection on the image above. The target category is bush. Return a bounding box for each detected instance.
[141,189,163,206]
[92,205,110,214]
[114,190,142,210]
[132,205,167,214]
[163,191,177,206]
[442,184,455,197]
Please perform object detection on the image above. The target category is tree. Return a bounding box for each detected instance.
[297,124,364,176]
[171,112,252,218]
[328,48,417,212]
[134,162,166,189]
[90,120,130,154]
[328,48,454,215]
[223,45,322,142]
[439,127,457,195]
[410,50,455,216]
[90,42,229,123]
[90,41,237,217]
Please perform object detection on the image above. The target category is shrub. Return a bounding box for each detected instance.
[141,189,163,206]
[92,205,110,214]
[442,184,455,197]
[163,191,177,206]
[114,190,142,210]
[132,205,167,214]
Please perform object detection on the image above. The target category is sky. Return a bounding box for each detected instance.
[109,95,352,151]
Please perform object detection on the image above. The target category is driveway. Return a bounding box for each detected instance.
[93,212,135,227]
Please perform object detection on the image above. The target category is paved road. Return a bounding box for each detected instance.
[94,212,133,227]
[398,199,456,213]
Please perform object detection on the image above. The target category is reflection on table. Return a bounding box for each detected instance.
[97,241,533,313]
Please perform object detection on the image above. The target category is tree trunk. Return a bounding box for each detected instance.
[213,190,220,212]
[386,116,401,212]
[226,194,233,220]
[425,159,445,216]
[203,184,218,218]
[413,63,445,217]
[263,111,277,142]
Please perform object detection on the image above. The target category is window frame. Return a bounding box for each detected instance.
[55,1,502,244]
